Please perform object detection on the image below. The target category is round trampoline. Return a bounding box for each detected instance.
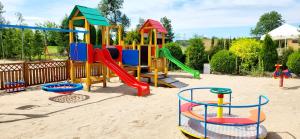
[177,87,269,139]
[42,83,83,94]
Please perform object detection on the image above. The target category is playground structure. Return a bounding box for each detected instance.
[178,87,269,138]
[68,5,199,94]
[135,19,199,88]
[68,5,150,96]
[273,64,292,87]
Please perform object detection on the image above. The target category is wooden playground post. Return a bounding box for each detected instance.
[85,19,91,91]
[148,29,153,72]
[162,33,168,76]
[137,44,141,81]
[101,26,107,87]
[118,25,122,45]
[154,29,158,87]
[69,20,75,83]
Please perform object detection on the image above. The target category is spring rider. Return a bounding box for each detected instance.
[273,64,292,87]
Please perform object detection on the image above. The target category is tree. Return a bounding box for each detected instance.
[124,29,140,44]
[98,0,130,28]
[36,21,59,46]
[260,34,278,71]
[160,16,174,42]
[56,15,69,55]
[23,30,34,60]
[136,18,145,29]
[185,36,207,70]
[15,12,25,25]
[230,38,262,71]
[0,1,5,24]
[251,11,284,36]
[33,30,45,60]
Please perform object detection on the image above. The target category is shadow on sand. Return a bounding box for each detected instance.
[0,94,125,123]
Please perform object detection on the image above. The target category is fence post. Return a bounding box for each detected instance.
[66,60,70,81]
[23,62,29,87]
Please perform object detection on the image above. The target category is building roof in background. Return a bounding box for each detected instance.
[68,5,110,27]
[261,24,300,40]
[139,19,167,34]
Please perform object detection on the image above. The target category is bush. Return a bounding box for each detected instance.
[287,52,300,75]
[185,36,207,70]
[261,34,278,71]
[230,38,262,72]
[210,50,236,74]
[164,42,184,70]
[279,47,294,66]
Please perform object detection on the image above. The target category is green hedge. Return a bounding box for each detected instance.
[287,52,300,75]
[185,37,207,70]
[210,50,236,74]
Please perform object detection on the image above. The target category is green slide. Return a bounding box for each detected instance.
[160,47,200,78]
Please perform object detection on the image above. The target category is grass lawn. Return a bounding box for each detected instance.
[32,46,68,60]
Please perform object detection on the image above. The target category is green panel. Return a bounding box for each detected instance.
[68,5,110,26]
[83,14,108,21]
[88,19,110,26]
[77,6,100,15]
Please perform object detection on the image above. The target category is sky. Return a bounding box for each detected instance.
[1,0,300,40]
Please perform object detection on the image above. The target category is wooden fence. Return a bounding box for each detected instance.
[0,60,103,90]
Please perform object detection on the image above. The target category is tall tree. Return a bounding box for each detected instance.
[160,16,175,42]
[56,15,69,55]
[136,18,145,29]
[251,11,285,37]
[98,0,130,28]
[15,12,25,25]
[36,21,60,46]
[260,34,278,71]
[33,30,45,60]
[0,1,5,24]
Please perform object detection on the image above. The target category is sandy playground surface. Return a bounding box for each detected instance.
[0,72,299,139]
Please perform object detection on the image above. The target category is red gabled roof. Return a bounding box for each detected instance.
[139,19,167,34]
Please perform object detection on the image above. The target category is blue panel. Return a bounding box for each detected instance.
[122,50,139,66]
[70,43,87,61]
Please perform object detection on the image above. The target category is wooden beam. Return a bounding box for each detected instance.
[71,16,85,21]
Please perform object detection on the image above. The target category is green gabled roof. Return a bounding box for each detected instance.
[69,5,110,26]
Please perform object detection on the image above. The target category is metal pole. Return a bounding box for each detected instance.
[256,96,262,139]
[178,98,181,126]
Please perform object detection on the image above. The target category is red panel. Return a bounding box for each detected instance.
[87,44,94,64]
[208,117,256,124]
[115,45,123,62]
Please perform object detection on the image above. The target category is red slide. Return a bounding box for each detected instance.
[94,48,150,96]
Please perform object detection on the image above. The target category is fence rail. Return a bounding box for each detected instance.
[0,60,102,90]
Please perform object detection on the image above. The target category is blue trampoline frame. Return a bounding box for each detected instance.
[42,83,83,93]
[178,87,269,139]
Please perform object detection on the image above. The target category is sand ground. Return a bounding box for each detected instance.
[0,72,299,139]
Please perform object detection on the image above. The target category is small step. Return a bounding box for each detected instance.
[159,77,178,84]
[170,81,188,88]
